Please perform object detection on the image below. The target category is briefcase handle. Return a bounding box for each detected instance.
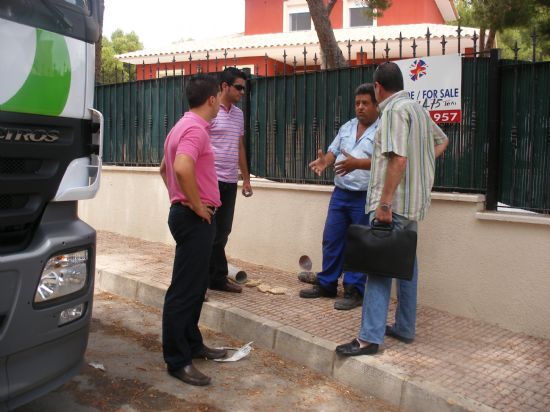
[371,218,394,231]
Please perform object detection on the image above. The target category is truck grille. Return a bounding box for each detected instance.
[0,111,92,254]
[0,194,30,210]
[0,158,42,175]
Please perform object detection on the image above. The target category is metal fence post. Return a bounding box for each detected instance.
[485,48,502,210]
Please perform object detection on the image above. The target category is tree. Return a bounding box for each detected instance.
[100,30,143,83]
[454,0,550,60]
[95,0,104,82]
[455,0,537,53]
[306,0,391,69]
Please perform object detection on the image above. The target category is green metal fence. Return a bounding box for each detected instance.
[94,55,550,214]
[498,61,550,213]
[247,58,490,193]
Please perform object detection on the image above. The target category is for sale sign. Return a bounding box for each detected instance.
[394,54,462,123]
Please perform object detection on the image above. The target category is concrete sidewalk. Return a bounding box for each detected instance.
[95,231,550,412]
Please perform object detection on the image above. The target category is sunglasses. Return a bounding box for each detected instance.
[232,84,246,92]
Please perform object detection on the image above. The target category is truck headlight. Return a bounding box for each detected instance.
[34,250,89,303]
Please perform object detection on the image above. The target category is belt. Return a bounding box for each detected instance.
[173,202,218,216]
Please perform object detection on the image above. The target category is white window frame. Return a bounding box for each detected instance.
[343,0,377,28]
[283,0,313,32]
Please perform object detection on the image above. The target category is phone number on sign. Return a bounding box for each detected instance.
[429,110,461,123]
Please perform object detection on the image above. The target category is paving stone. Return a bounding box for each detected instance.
[96,231,550,412]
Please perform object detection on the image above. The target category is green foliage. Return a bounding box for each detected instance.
[358,0,392,17]
[100,29,143,83]
[453,0,550,61]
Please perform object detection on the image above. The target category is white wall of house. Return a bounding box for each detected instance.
[80,166,550,339]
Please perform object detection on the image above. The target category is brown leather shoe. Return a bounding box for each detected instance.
[168,363,211,386]
[193,345,227,360]
[210,281,242,293]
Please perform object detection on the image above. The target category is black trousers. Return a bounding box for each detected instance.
[208,181,237,288]
[162,203,215,371]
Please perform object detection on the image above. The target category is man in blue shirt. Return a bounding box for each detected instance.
[300,83,379,310]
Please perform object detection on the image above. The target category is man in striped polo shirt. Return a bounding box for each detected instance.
[336,62,449,356]
[208,67,252,293]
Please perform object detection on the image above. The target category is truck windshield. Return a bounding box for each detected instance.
[0,0,97,43]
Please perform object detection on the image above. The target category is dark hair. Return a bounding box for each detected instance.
[186,74,219,108]
[373,62,404,93]
[219,67,247,86]
[354,83,376,104]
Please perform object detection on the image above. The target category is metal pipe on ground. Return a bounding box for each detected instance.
[228,264,247,284]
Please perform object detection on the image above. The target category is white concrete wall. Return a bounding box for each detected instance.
[80,167,550,339]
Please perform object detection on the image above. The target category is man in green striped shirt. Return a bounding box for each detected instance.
[336,61,449,356]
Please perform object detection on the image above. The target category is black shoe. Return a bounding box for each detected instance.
[299,284,336,299]
[297,271,317,284]
[385,325,414,344]
[210,280,242,293]
[334,286,363,310]
[193,345,227,360]
[335,339,379,356]
[168,363,211,386]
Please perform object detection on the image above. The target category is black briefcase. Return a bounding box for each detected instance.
[343,221,417,280]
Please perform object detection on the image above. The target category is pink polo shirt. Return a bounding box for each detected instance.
[210,103,244,183]
[163,111,221,207]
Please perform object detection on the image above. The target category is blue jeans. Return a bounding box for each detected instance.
[317,187,368,295]
[358,212,418,344]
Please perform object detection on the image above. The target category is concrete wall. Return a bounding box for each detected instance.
[80,167,550,339]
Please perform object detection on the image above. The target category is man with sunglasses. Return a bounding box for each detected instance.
[208,67,252,293]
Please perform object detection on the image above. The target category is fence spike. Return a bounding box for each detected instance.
[513,41,520,62]
[205,51,210,73]
[531,29,538,63]
[371,36,377,65]
[347,39,352,62]
[384,42,390,61]
[398,32,403,59]
[313,52,318,68]
[172,56,176,77]
[156,58,160,79]
[224,49,228,68]
[360,46,364,65]
[412,38,417,58]
[303,47,308,73]
[188,53,193,75]
[457,23,463,54]
[265,53,269,76]
[426,26,431,56]
[441,35,447,56]
[472,31,478,55]
[233,53,237,67]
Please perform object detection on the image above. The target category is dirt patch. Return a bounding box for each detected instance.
[66,365,221,412]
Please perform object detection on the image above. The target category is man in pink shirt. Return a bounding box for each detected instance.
[159,74,226,386]
[208,67,253,293]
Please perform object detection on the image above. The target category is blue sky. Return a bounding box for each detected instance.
[103,0,245,49]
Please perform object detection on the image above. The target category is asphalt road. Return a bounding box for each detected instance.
[16,292,399,412]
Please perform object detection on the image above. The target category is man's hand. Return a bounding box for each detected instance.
[242,180,253,197]
[334,149,358,176]
[190,203,214,224]
[375,206,392,224]
[309,149,328,176]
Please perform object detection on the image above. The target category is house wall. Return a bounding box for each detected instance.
[135,56,289,80]
[244,0,444,36]
[80,167,550,340]
[378,0,444,25]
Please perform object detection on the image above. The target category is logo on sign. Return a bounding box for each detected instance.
[409,59,428,81]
